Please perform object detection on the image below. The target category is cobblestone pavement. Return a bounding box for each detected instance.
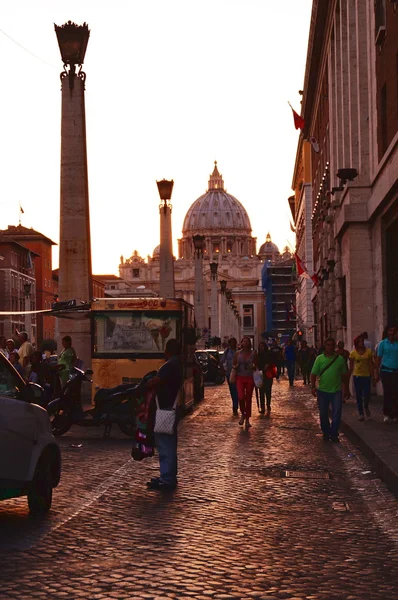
[1,378,398,599]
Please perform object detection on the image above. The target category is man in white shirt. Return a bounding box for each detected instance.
[18,331,34,371]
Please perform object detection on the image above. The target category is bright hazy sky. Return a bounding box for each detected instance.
[0,0,312,275]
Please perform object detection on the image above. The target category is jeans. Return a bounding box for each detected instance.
[286,361,296,386]
[154,431,178,485]
[236,375,255,418]
[317,390,342,438]
[226,372,239,412]
[381,371,398,418]
[259,378,273,412]
[301,364,311,385]
[353,376,371,416]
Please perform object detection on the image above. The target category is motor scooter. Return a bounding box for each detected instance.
[47,367,156,438]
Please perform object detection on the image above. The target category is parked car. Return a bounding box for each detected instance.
[0,353,61,514]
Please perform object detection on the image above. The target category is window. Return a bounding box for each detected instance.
[93,311,179,355]
[375,0,386,44]
[110,285,116,290]
[44,279,47,287]
[242,304,254,328]
[381,83,388,154]
[0,359,21,399]
[132,269,140,278]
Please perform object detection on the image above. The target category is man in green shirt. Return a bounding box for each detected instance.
[311,337,350,442]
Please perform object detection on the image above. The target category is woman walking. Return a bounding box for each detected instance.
[257,342,274,416]
[232,337,257,429]
[375,325,398,423]
[349,335,374,420]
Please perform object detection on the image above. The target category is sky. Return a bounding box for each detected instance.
[0,0,312,275]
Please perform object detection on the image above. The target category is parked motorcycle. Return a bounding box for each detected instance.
[47,367,156,438]
[195,350,225,385]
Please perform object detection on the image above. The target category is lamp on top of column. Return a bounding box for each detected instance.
[157,178,175,298]
[220,280,227,294]
[193,234,206,257]
[55,21,90,90]
[157,179,174,213]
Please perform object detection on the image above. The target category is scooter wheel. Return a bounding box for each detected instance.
[50,409,72,436]
[118,422,136,437]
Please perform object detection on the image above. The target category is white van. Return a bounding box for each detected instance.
[0,353,61,514]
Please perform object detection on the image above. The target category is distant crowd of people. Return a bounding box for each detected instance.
[0,332,77,399]
[220,325,398,440]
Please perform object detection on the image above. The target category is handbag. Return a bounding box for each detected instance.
[253,369,263,388]
[154,395,177,435]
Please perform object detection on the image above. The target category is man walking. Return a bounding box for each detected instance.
[220,337,238,415]
[298,340,312,385]
[146,338,183,491]
[311,337,350,442]
[284,339,296,386]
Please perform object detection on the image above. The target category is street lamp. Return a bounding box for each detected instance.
[193,234,206,346]
[157,179,175,298]
[54,21,90,90]
[220,280,227,294]
[209,262,219,339]
[157,179,174,214]
[193,234,205,257]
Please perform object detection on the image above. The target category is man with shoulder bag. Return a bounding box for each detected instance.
[146,338,183,490]
[310,337,350,442]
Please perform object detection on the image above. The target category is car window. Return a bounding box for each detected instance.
[0,360,23,399]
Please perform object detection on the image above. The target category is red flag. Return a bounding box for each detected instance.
[295,253,318,286]
[292,107,305,130]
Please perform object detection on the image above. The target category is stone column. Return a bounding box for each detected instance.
[58,71,92,370]
[210,274,219,338]
[159,203,175,298]
[194,253,205,347]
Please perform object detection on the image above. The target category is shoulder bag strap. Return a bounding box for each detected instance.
[319,354,339,377]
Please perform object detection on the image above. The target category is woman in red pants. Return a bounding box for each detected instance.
[232,337,257,429]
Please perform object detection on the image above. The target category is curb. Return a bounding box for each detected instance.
[339,415,398,500]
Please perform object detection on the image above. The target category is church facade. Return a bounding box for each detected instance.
[110,163,295,348]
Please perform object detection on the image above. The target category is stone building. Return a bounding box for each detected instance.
[0,225,56,344]
[292,0,398,349]
[114,163,296,348]
[0,237,37,341]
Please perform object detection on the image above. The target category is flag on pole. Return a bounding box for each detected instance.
[288,102,305,130]
[294,253,319,286]
[20,206,24,214]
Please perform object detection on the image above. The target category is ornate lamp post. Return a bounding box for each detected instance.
[193,235,206,346]
[209,261,219,341]
[157,179,175,298]
[54,21,92,371]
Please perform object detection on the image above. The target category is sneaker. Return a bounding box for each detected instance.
[238,415,245,426]
[383,416,391,424]
[365,408,371,417]
[358,415,364,421]
[330,435,339,443]
[323,433,330,441]
[245,420,252,430]
[147,479,177,491]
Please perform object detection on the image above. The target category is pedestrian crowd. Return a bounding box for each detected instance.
[219,325,398,442]
[0,331,77,400]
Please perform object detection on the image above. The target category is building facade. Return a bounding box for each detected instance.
[114,163,297,348]
[0,238,37,341]
[0,225,56,344]
[292,0,398,349]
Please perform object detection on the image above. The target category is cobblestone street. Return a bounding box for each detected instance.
[1,379,398,599]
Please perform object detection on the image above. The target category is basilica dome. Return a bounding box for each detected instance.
[258,233,280,260]
[182,162,252,235]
